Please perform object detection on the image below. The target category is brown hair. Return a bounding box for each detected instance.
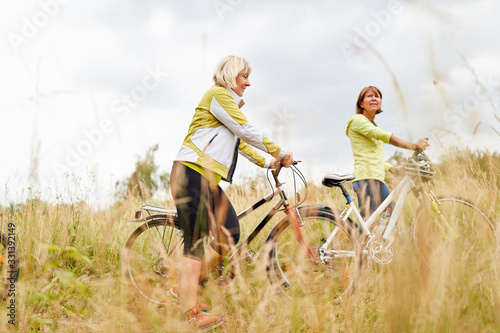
[355,86,383,114]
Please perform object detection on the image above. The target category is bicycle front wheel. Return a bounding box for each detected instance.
[413,196,499,268]
[123,216,184,305]
[266,205,361,303]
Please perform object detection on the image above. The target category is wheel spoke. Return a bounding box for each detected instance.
[125,219,183,305]
[268,210,361,302]
[413,196,499,268]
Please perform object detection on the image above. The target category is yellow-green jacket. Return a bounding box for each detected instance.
[175,85,286,182]
[346,114,393,184]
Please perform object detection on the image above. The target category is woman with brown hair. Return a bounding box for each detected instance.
[346,86,428,217]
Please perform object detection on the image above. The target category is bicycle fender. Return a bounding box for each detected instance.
[297,204,337,218]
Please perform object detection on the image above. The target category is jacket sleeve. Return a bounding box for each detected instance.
[352,116,392,143]
[210,90,286,160]
[238,141,269,168]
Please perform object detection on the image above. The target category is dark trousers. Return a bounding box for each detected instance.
[170,162,240,260]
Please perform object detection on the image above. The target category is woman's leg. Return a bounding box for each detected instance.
[379,182,394,211]
[353,179,376,218]
[170,163,210,311]
[211,185,240,254]
[179,257,202,311]
[200,185,240,281]
[353,179,386,218]
[200,245,222,282]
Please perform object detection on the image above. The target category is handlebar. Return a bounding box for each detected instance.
[413,137,429,155]
[271,160,300,187]
[406,150,435,180]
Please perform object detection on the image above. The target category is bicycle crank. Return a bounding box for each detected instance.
[311,244,335,269]
[152,258,171,278]
[367,236,394,264]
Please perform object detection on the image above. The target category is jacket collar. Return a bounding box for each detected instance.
[227,88,245,108]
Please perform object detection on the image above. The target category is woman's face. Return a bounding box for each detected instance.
[360,89,381,114]
[233,72,250,97]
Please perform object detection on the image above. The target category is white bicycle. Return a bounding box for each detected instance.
[321,151,499,298]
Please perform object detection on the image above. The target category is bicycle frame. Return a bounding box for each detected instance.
[325,161,449,257]
[343,175,417,239]
[131,165,319,268]
[228,189,281,261]
[317,175,421,258]
[315,176,418,264]
[230,166,318,263]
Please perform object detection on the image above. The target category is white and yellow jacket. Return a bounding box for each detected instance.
[174,85,287,183]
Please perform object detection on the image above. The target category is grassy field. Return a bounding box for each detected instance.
[1,150,499,332]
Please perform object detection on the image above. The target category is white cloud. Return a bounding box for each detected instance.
[1,0,500,206]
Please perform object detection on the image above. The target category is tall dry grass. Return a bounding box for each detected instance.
[0,150,499,332]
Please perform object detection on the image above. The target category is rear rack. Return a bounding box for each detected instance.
[139,204,174,214]
[128,204,177,222]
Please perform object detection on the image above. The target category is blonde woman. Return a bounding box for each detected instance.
[170,55,293,330]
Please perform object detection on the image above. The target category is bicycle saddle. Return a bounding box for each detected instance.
[322,173,355,187]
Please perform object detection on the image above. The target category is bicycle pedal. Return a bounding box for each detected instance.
[231,250,256,265]
[215,275,232,286]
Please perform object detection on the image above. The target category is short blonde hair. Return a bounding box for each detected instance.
[213,56,252,88]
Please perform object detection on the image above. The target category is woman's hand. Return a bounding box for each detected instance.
[269,152,293,169]
[414,138,429,152]
[280,151,294,168]
[389,165,404,175]
[269,158,279,169]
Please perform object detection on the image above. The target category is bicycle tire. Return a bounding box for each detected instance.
[0,231,19,301]
[412,196,499,268]
[123,215,183,305]
[266,205,361,303]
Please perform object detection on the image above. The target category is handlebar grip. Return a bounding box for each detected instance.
[270,160,300,186]
[414,138,429,154]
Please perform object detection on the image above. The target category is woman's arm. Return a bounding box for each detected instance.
[238,136,293,168]
[388,165,404,174]
[389,135,428,151]
[211,89,286,160]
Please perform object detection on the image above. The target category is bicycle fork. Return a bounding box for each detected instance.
[276,185,320,264]
[286,206,320,264]
[428,191,459,240]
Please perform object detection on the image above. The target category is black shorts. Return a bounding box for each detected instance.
[170,163,240,260]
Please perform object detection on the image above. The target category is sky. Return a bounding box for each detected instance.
[1,0,500,206]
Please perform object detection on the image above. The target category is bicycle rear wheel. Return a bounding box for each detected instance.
[123,215,183,305]
[266,205,361,303]
[413,196,499,268]
[0,231,19,301]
